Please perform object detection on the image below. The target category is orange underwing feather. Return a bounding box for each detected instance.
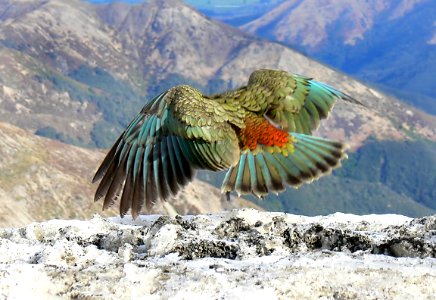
[237,114,289,150]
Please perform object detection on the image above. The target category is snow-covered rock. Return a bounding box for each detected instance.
[0,209,435,299]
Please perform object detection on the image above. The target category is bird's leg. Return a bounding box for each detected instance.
[220,191,231,202]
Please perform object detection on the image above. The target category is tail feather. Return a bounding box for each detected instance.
[252,155,269,193]
[221,133,347,198]
[263,152,286,192]
[248,152,268,196]
[274,154,306,185]
[234,154,248,194]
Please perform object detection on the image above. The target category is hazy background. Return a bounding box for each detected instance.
[0,0,435,226]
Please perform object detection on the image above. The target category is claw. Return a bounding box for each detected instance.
[221,191,231,202]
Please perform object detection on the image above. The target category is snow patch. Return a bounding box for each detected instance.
[0,209,435,299]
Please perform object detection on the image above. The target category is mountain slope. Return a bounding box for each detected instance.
[240,0,436,114]
[0,122,260,227]
[0,0,435,218]
[0,0,435,149]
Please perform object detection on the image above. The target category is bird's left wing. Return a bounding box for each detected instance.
[92,86,241,218]
[245,69,361,134]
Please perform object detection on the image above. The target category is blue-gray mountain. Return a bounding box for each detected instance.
[238,0,436,115]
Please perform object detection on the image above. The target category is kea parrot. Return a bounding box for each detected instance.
[93,69,361,218]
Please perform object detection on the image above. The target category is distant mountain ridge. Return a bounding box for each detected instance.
[0,0,435,149]
[239,0,436,114]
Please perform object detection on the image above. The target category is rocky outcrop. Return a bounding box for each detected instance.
[0,209,435,299]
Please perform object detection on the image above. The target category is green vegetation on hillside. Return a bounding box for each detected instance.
[334,139,436,210]
[35,126,87,147]
[34,65,224,148]
[34,65,145,147]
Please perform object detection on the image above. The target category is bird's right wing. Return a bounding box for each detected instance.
[92,86,241,218]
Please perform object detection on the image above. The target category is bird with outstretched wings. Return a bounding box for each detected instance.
[93,69,362,218]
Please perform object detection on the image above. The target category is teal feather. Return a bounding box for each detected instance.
[149,115,157,139]
[242,156,251,192]
[255,154,273,191]
[295,118,303,133]
[131,148,144,219]
[120,163,134,216]
[124,114,143,140]
[235,154,247,194]
[142,144,152,206]
[153,142,169,200]
[118,142,131,165]
[166,136,185,186]
[247,152,259,195]
[299,108,311,133]
[262,152,285,192]
[138,115,155,144]
[310,94,330,118]
[201,142,223,170]
[193,142,212,169]
[304,99,320,129]
[263,152,286,178]
[186,141,206,169]
[274,152,301,177]
[222,165,236,193]
[160,139,177,196]
[133,147,144,181]
[126,143,138,174]
[172,137,192,180]
[294,135,334,158]
[296,142,330,172]
[103,144,130,210]
[253,154,268,195]
[198,142,221,170]
[274,154,305,185]
[294,133,341,152]
[293,149,319,178]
